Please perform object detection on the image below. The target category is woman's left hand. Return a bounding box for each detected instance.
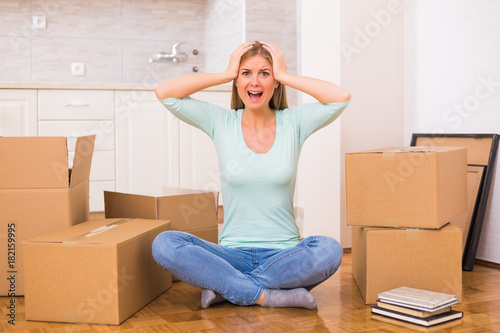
[261,41,350,103]
[261,42,288,82]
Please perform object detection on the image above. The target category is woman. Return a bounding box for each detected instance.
[152,41,351,309]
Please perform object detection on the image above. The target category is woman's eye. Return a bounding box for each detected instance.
[242,71,250,76]
[260,72,269,76]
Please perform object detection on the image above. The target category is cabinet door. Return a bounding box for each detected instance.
[0,89,37,136]
[115,90,180,194]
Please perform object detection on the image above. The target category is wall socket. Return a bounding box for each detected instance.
[33,16,46,29]
[71,63,85,76]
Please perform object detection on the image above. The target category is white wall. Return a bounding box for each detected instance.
[339,0,405,247]
[297,0,342,240]
[404,0,500,264]
[298,0,404,246]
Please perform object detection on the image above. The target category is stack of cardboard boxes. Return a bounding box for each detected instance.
[345,146,467,304]
[1,135,219,325]
[1,135,95,296]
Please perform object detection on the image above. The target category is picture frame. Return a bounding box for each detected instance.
[453,165,485,254]
[410,133,499,271]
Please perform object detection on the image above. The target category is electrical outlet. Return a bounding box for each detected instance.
[71,63,85,76]
[33,16,46,29]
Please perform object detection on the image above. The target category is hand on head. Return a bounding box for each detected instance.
[226,41,288,83]
[225,41,255,80]
[260,42,287,82]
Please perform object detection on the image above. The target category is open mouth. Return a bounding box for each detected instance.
[248,91,263,101]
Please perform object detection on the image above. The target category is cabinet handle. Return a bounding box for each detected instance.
[64,103,90,107]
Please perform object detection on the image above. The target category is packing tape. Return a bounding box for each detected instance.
[63,311,77,323]
[381,146,427,160]
[406,228,421,241]
[62,240,77,254]
[61,218,134,253]
[84,224,119,238]
[382,151,395,160]
[384,217,398,227]
[68,218,133,241]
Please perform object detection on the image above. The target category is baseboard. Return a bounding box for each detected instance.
[475,258,500,270]
[343,247,351,253]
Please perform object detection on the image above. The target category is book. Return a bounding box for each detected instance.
[377,286,458,310]
[375,301,452,318]
[371,306,463,327]
[371,313,464,331]
[379,298,458,312]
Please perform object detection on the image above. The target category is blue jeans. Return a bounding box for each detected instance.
[152,231,343,306]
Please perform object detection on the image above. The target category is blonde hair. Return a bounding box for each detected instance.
[230,41,288,110]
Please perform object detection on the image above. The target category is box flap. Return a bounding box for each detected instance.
[0,137,69,189]
[162,186,214,196]
[104,191,159,219]
[363,223,461,232]
[162,186,219,212]
[70,135,95,187]
[157,192,218,231]
[347,146,465,155]
[24,218,171,245]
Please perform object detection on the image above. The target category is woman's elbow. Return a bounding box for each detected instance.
[154,84,168,99]
[339,89,351,103]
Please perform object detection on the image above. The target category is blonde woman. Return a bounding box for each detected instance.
[152,41,351,309]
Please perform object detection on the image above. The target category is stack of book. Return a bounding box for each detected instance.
[371,286,463,327]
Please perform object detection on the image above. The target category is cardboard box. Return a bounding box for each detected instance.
[1,135,95,295]
[104,188,219,233]
[104,188,219,283]
[346,146,467,228]
[190,227,219,243]
[351,223,462,305]
[23,218,172,325]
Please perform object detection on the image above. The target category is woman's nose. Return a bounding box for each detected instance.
[250,74,259,85]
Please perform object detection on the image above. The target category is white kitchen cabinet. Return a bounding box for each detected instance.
[115,90,180,194]
[115,89,230,199]
[0,89,37,136]
[38,89,116,212]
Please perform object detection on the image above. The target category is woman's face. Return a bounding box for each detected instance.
[235,54,278,111]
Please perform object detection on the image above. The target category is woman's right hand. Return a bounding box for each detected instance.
[224,42,254,80]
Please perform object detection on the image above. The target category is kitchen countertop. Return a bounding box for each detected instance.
[0,81,232,91]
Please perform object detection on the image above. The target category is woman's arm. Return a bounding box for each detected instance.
[154,72,232,99]
[262,42,351,104]
[154,42,255,99]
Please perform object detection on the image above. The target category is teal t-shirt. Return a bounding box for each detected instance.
[159,97,350,249]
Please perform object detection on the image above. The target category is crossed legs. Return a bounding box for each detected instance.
[152,231,343,309]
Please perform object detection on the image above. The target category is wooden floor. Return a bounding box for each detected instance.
[2,252,500,332]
